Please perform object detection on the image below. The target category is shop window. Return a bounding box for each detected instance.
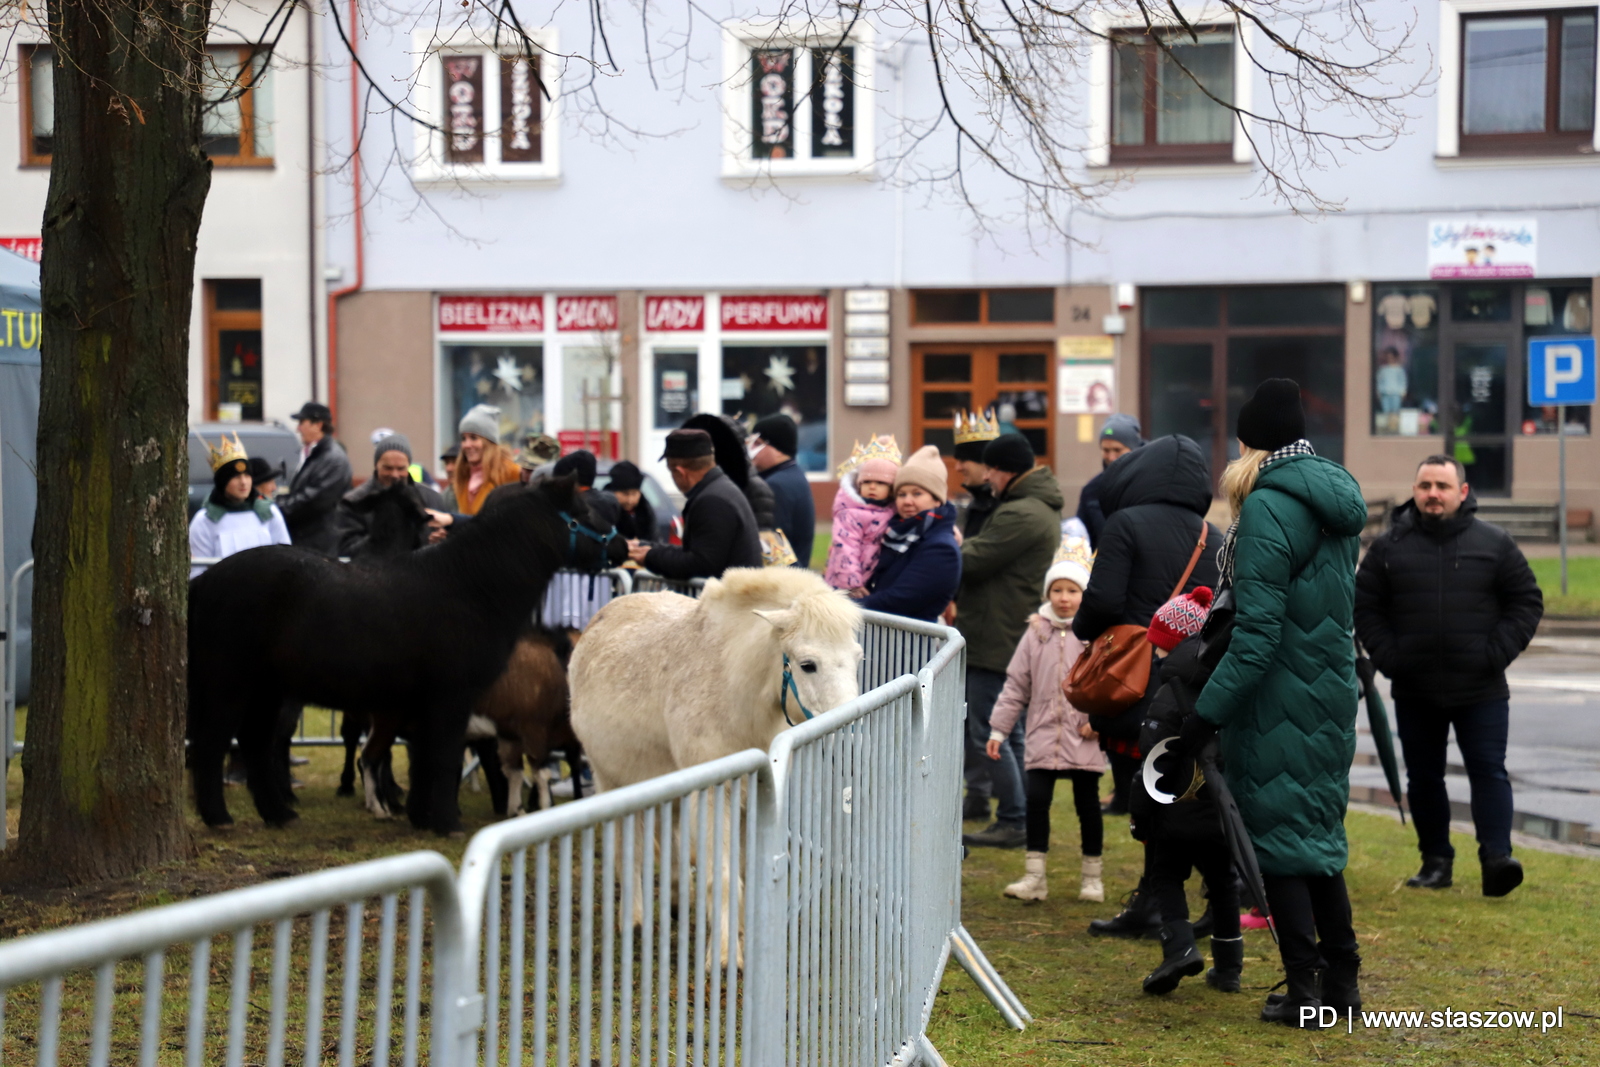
[415,32,559,181]
[563,345,622,456]
[1460,10,1596,155]
[1111,29,1235,163]
[1371,285,1442,437]
[1141,286,1345,479]
[721,22,874,178]
[1521,284,1593,434]
[912,289,1055,325]
[444,344,545,446]
[21,44,273,166]
[204,280,263,422]
[721,345,828,472]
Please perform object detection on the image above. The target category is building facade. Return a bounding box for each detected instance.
[1,2,325,429]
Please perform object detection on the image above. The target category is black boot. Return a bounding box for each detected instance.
[962,821,1027,849]
[1260,969,1325,1028]
[1406,854,1453,889]
[1088,877,1164,940]
[1481,852,1524,898]
[1321,953,1361,1014]
[1192,902,1215,940]
[1206,936,1243,993]
[1143,921,1205,994]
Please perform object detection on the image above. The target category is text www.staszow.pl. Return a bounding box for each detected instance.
[1306,1007,1566,1032]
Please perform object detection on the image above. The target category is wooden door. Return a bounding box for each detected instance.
[911,343,1054,460]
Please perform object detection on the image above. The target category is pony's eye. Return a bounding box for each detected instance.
[800,661,818,674]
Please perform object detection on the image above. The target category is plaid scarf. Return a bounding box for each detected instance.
[1216,439,1316,586]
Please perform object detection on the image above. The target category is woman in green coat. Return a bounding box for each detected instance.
[1189,380,1369,1029]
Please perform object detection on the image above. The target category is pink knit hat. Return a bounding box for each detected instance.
[1147,587,1213,652]
[857,456,899,486]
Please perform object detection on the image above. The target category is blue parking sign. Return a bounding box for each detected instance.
[1528,337,1597,406]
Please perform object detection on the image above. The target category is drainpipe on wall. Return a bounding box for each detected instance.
[325,0,364,424]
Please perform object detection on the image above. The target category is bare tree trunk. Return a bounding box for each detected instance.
[10,0,213,884]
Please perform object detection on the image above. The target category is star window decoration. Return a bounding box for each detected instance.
[764,354,796,395]
[494,356,524,394]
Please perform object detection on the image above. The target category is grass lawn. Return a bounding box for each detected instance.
[1529,556,1600,617]
[4,721,1597,1065]
[935,806,1598,1065]
[811,527,831,570]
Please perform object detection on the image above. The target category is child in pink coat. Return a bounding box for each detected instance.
[987,539,1106,903]
[824,436,900,593]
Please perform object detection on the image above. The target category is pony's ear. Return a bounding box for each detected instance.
[753,607,797,632]
[541,473,579,509]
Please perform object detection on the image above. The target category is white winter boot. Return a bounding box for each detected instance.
[1079,855,1105,902]
[1004,852,1049,901]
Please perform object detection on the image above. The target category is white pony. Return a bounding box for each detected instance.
[569,567,862,965]
[570,566,863,791]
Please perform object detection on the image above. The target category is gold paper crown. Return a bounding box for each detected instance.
[1054,535,1093,572]
[835,434,903,479]
[952,408,1000,445]
[206,432,248,473]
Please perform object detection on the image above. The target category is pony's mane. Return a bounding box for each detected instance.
[701,566,861,643]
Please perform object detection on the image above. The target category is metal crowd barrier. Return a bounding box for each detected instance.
[538,567,633,630]
[627,572,707,597]
[0,595,1026,1066]
[0,852,471,1067]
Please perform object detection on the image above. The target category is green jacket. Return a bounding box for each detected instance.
[1196,455,1367,877]
[957,466,1065,673]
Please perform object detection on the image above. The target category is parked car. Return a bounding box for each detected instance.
[186,422,302,518]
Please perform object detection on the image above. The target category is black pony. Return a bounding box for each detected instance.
[189,475,621,834]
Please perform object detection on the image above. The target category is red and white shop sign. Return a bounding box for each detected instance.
[0,237,42,263]
[438,295,544,332]
[720,294,828,331]
[557,429,621,459]
[644,296,706,332]
[556,295,619,332]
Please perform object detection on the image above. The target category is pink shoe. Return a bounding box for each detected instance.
[1240,908,1272,931]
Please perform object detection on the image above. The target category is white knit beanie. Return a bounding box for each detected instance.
[458,404,502,443]
[1042,559,1090,597]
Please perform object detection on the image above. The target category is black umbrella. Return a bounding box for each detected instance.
[1194,737,1278,945]
[1354,640,1406,823]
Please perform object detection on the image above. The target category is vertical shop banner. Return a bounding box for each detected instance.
[555,295,619,332]
[1427,218,1536,279]
[720,294,829,330]
[499,53,542,162]
[810,47,855,157]
[438,295,545,332]
[1057,336,1116,414]
[751,49,795,159]
[645,296,706,332]
[444,54,485,163]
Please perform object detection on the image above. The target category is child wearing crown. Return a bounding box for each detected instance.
[188,433,291,577]
[984,537,1106,903]
[824,435,901,595]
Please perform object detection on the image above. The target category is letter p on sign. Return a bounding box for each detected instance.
[1528,337,1598,406]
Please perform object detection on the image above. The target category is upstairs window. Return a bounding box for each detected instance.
[1461,10,1596,155]
[414,37,559,181]
[21,43,274,166]
[722,22,875,177]
[1111,29,1236,163]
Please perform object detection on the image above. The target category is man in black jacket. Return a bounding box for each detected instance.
[628,429,762,579]
[750,414,815,567]
[1075,413,1143,547]
[1354,455,1544,898]
[336,433,447,558]
[281,401,353,556]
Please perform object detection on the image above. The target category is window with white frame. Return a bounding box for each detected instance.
[413,30,559,181]
[722,22,875,177]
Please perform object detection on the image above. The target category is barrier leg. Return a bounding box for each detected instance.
[949,925,1031,1030]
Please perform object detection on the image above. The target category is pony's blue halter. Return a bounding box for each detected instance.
[780,653,815,727]
[557,510,617,564]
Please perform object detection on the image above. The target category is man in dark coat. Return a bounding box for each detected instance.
[628,429,762,579]
[952,408,1000,538]
[336,433,447,558]
[1076,413,1143,547]
[958,433,1065,848]
[1354,454,1543,898]
[751,414,816,567]
[280,401,353,556]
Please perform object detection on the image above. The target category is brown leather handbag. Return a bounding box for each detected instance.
[1064,520,1208,716]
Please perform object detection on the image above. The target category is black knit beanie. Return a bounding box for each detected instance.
[751,414,799,458]
[1236,379,1306,452]
[982,433,1035,474]
[606,460,645,492]
[952,439,989,463]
